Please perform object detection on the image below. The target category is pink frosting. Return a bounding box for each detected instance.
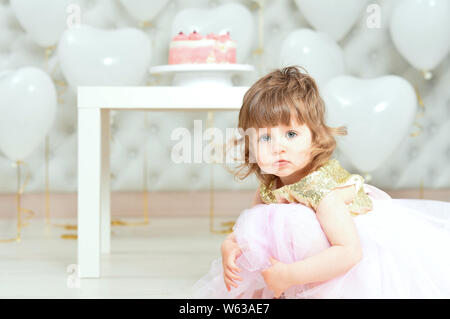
[188,31,203,40]
[173,31,233,42]
[169,30,236,64]
[218,33,231,43]
[206,33,218,40]
[173,32,188,41]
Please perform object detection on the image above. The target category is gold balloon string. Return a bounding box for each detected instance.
[42,47,74,235]
[251,0,265,75]
[45,136,50,225]
[409,84,426,200]
[138,21,153,29]
[53,80,68,105]
[138,20,157,60]
[43,136,76,232]
[44,46,68,104]
[110,52,161,226]
[419,180,424,199]
[251,0,264,54]
[44,45,56,71]
[15,161,35,228]
[146,74,162,86]
[206,111,234,234]
[44,139,76,231]
[61,116,152,235]
[0,161,35,243]
[111,117,150,227]
[409,84,426,137]
[111,86,153,227]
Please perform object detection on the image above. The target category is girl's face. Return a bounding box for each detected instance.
[251,119,313,182]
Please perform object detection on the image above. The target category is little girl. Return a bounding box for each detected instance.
[192,66,450,299]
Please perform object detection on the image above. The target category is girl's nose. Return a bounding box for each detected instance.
[271,139,287,154]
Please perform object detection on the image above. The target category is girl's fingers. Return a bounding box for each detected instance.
[230,264,241,273]
[224,271,241,288]
[225,276,238,288]
[224,279,233,291]
[224,280,230,291]
[224,272,235,283]
[228,256,241,273]
[228,267,242,280]
[225,268,242,281]
[229,258,241,273]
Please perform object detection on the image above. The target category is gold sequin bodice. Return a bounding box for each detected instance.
[259,158,373,216]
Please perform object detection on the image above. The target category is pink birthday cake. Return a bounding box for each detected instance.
[169,31,237,64]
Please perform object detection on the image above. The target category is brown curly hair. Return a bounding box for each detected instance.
[224,65,347,187]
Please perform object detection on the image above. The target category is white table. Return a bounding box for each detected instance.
[77,86,248,278]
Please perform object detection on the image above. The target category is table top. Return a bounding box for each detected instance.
[77,86,249,110]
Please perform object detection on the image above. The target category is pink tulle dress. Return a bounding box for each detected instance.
[191,159,450,299]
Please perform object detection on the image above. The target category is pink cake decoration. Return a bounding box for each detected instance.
[169,31,237,64]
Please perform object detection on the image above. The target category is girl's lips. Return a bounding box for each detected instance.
[273,160,290,167]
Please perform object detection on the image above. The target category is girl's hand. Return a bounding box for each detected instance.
[221,241,243,291]
[261,257,291,298]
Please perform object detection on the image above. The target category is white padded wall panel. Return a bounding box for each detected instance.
[0,0,448,194]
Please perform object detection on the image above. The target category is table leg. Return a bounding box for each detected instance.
[78,108,101,278]
[101,109,111,254]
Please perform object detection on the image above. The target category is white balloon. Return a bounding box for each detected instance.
[323,75,417,172]
[390,0,450,73]
[57,25,152,89]
[10,0,83,48]
[279,28,345,89]
[294,0,366,41]
[171,3,254,63]
[0,67,57,161]
[119,0,169,22]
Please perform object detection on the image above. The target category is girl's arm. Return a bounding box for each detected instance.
[221,231,242,290]
[285,186,363,285]
[221,232,236,248]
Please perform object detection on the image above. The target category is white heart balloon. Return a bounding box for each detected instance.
[0,67,57,161]
[57,25,151,89]
[390,0,450,73]
[323,75,417,172]
[294,0,365,41]
[10,0,83,47]
[119,0,169,22]
[171,3,254,63]
[280,28,345,89]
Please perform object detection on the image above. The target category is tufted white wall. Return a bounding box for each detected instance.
[0,0,449,193]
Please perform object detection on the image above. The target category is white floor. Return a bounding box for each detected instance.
[0,217,232,298]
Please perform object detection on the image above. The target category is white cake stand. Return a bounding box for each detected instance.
[149,64,255,87]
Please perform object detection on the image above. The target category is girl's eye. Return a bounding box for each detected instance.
[259,134,270,142]
[287,131,297,138]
